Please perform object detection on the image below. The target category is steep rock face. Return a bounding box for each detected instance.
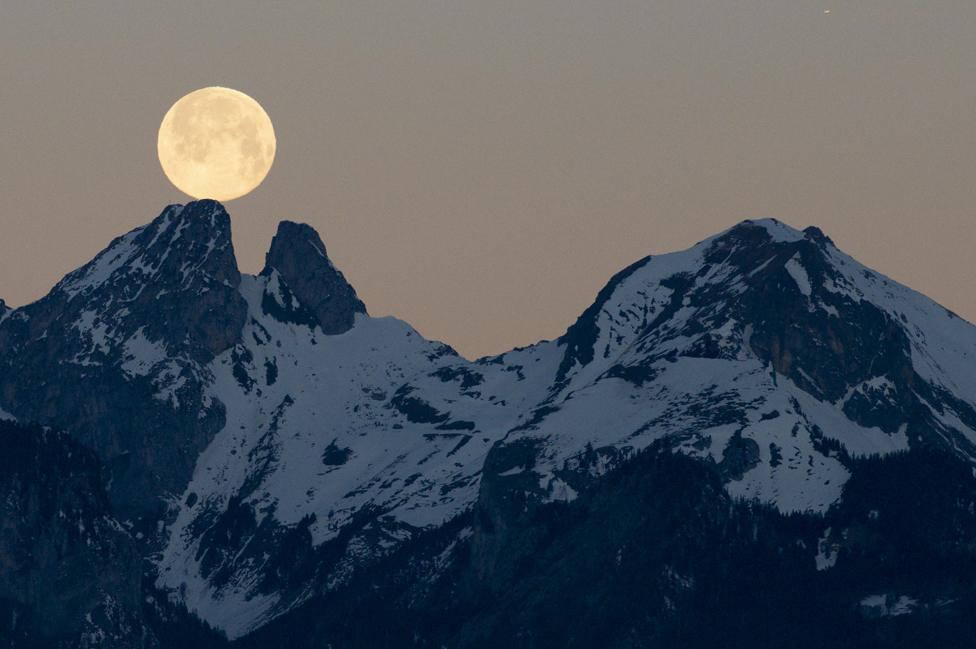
[0,421,144,646]
[0,420,232,649]
[261,221,366,334]
[0,200,247,522]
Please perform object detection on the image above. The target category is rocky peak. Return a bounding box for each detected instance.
[0,200,248,523]
[42,199,247,361]
[261,220,366,334]
[547,216,958,443]
[57,200,237,294]
[552,219,823,390]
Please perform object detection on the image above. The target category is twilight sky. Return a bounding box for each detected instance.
[1,1,974,358]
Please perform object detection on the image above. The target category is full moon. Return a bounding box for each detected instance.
[157,87,276,201]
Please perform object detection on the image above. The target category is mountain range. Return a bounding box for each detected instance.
[1,200,975,647]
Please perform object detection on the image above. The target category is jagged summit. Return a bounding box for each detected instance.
[692,218,836,254]
[54,199,238,302]
[47,199,367,338]
[0,200,378,529]
[552,216,839,389]
[262,219,366,334]
[727,216,808,239]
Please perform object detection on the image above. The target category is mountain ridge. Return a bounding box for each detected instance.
[2,202,976,644]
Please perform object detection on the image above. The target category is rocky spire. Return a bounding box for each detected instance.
[261,220,366,335]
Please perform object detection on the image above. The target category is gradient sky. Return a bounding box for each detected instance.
[2,1,974,358]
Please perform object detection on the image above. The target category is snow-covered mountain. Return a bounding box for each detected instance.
[2,201,976,642]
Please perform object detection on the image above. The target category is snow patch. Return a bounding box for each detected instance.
[120,328,169,377]
[784,253,812,296]
[815,528,838,571]
[859,594,918,618]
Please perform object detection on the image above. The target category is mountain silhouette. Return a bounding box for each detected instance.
[1,201,975,647]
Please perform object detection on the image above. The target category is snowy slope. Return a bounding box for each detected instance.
[4,204,976,638]
[157,276,505,635]
[484,220,933,515]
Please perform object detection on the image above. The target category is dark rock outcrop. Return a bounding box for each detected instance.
[261,221,366,334]
[0,420,228,648]
[0,421,143,645]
